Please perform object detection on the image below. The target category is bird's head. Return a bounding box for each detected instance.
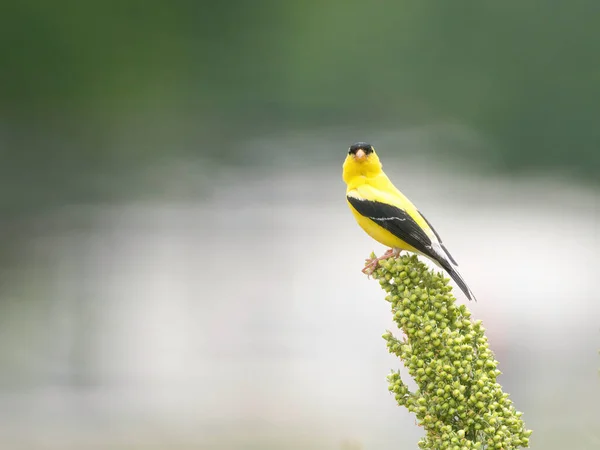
[343,142,382,182]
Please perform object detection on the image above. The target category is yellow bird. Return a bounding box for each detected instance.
[342,142,476,301]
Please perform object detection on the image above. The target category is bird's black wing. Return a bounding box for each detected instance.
[347,196,437,260]
[418,210,458,265]
[348,196,475,301]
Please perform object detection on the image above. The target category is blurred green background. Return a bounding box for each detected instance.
[0,2,598,449]
[2,1,600,213]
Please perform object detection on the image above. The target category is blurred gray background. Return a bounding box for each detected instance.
[1,2,599,449]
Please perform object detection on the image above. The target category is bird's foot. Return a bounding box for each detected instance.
[362,248,401,276]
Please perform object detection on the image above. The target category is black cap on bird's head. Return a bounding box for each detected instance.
[343,141,382,181]
[348,142,374,162]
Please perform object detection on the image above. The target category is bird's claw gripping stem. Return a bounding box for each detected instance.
[362,248,401,276]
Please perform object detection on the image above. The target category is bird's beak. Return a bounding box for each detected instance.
[354,149,366,161]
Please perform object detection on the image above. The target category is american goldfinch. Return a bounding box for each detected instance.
[342,142,476,301]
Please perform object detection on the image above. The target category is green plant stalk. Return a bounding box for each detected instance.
[372,253,532,449]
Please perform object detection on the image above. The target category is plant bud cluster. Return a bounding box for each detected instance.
[373,255,531,449]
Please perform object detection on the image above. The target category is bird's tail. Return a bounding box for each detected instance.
[440,260,477,302]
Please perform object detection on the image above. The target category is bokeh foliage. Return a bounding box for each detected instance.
[1,1,598,212]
